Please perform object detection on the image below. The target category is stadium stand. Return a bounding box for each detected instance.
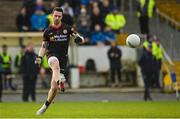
[156,0,180,30]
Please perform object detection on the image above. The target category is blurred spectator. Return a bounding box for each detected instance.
[110,0,121,8]
[57,0,65,6]
[137,0,155,35]
[105,8,126,33]
[143,35,160,88]
[103,26,116,44]
[90,24,106,45]
[139,45,153,101]
[62,7,74,26]
[77,20,91,44]
[0,56,2,102]
[31,8,47,31]
[61,2,74,17]
[47,14,53,26]
[47,1,58,14]
[47,13,53,26]
[77,7,91,43]
[151,38,158,88]
[90,6,104,31]
[99,0,112,19]
[90,0,100,8]
[107,42,122,87]
[77,7,91,27]
[23,0,36,19]
[16,7,31,32]
[151,37,162,88]
[155,39,163,88]
[0,45,16,90]
[14,45,26,74]
[69,0,81,16]
[21,43,39,102]
[35,0,47,13]
[80,0,91,6]
[46,1,58,26]
[143,35,152,50]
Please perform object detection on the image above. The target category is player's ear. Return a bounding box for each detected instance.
[61,14,63,19]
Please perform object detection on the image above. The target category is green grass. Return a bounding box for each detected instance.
[0,101,180,118]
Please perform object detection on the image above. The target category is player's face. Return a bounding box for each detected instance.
[53,11,63,25]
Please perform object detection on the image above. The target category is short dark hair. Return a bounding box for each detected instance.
[53,7,63,13]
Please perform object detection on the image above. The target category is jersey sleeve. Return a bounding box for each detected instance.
[43,29,50,41]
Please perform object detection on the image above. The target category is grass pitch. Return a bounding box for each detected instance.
[0,101,180,118]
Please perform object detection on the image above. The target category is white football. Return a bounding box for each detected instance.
[126,34,140,48]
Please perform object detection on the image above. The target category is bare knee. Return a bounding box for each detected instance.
[48,57,60,72]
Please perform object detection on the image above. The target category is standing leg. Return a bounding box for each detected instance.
[117,67,121,82]
[30,75,37,102]
[111,68,116,87]
[8,78,16,90]
[147,74,152,100]
[143,74,151,101]
[143,75,148,101]
[36,57,61,115]
[111,69,115,83]
[22,75,29,102]
[3,74,7,90]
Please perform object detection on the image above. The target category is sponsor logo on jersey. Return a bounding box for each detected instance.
[54,35,68,41]
[63,29,67,34]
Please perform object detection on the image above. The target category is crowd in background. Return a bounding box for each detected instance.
[0,43,39,102]
[0,0,163,102]
[16,0,126,45]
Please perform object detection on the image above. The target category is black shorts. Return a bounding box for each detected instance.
[47,53,68,74]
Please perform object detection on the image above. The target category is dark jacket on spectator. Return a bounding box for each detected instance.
[21,50,39,102]
[108,46,122,69]
[21,51,39,75]
[90,13,104,31]
[16,13,31,32]
[139,48,154,74]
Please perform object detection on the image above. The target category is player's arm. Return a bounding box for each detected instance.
[35,41,47,64]
[39,41,47,57]
[35,29,49,64]
[70,28,85,44]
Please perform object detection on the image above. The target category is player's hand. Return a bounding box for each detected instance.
[72,33,85,44]
[35,56,42,65]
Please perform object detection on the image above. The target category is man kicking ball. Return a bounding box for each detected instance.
[35,7,84,115]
